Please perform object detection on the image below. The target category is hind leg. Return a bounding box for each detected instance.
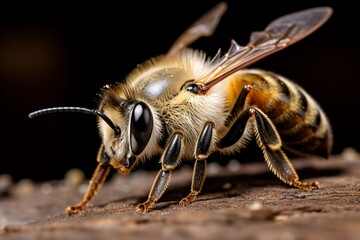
[218,106,319,190]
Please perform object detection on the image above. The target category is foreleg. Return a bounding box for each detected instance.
[66,145,111,215]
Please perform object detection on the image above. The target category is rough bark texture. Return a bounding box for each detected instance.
[1,150,360,240]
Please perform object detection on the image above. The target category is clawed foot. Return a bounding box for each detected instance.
[136,193,199,213]
[293,180,320,191]
[179,192,197,207]
[66,205,85,216]
[136,200,155,214]
[179,198,191,207]
[310,181,320,190]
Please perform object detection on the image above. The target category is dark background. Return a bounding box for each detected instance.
[1,0,358,181]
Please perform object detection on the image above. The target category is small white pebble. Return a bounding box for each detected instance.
[14,179,36,197]
[248,201,262,210]
[207,162,222,175]
[227,159,241,172]
[275,214,289,222]
[341,147,359,162]
[0,174,13,193]
[65,168,85,187]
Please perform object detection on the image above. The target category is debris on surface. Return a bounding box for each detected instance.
[1,154,360,239]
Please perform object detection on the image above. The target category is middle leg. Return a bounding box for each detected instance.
[180,122,215,207]
[136,132,184,213]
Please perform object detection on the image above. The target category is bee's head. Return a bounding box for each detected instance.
[98,102,156,175]
[95,83,162,174]
[29,89,161,175]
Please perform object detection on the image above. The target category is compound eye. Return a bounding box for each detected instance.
[129,102,153,155]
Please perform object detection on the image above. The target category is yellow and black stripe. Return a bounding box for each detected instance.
[227,69,332,158]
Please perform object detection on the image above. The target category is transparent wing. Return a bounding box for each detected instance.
[167,2,228,56]
[197,7,333,92]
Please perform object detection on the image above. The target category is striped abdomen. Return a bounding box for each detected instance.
[229,69,333,158]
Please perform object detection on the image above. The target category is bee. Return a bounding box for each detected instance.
[29,2,333,214]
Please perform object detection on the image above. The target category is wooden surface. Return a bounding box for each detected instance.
[1,150,360,240]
